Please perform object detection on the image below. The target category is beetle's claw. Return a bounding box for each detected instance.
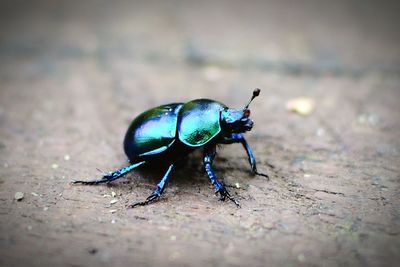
[217,187,240,207]
[254,170,269,180]
[128,193,160,208]
[251,166,269,180]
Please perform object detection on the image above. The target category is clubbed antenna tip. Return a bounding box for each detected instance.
[244,88,261,109]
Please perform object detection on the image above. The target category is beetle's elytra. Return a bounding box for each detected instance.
[73,89,268,207]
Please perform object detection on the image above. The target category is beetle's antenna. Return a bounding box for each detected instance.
[244,88,261,109]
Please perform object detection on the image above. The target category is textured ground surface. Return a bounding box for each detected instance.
[0,1,399,266]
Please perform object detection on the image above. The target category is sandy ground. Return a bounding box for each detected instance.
[0,1,399,266]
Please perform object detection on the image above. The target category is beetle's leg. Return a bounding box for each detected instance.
[203,146,240,207]
[129,163,174,208]
[72,161,146,185]
[222,133,269,179]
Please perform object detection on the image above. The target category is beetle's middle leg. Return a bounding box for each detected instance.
[203,145,240,207]
[222,133,269,179]
[72,161,146,185]
[129,163,174,208]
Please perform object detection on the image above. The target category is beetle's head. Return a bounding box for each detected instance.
[221,89,261,133]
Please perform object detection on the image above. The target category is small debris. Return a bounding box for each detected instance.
[109,209,117,213]
[31,192,39,197]
[88,248,98,255]
[111,191,117,198]
[110,199,118,205]
[14,192,24,201]
[111,219,116,224]
[297,253,306,262]
[43,207,49,211]
[235,182,240,189]
[286,97,315,116]
[357,113,380,126]
[170,235,177,241]
[51,163,59,170]
[316,128,325,137]
[64,154,70,161]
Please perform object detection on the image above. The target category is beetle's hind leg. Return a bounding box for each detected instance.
[72,161,146,185]
[129,163,174,208]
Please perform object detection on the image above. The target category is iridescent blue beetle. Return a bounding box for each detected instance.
[73,89,268,207]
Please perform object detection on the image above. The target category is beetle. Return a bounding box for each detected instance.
[73,89,268,207]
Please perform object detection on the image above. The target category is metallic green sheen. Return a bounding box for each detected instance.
[123,103,184,161]
[177,99,226,147]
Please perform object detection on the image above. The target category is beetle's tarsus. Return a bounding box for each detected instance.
[129,194,160,208]
[217,187,240,207]
[71,161,146,186]
[71,175,113,185]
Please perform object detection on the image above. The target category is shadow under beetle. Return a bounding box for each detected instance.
[73,89,268,207]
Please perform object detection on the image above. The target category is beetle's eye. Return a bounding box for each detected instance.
[243,109,251,118]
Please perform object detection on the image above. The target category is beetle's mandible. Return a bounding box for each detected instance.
[73,89,268,207]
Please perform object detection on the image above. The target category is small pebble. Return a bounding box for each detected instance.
[111,191,116,198]
[31,192,39,197]
[235,182,240,189]
[109,209,117,213]
[64,155,70,161]
[43,207,49,211]
[111,219,116,224]
[286,97,315,116]
[110,199,118,205]
[14,192,24,201]
[51,163,59,170]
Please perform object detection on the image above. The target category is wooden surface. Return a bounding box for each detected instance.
[1,1,399,266]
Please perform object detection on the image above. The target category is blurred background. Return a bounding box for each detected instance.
[0,1,399,267]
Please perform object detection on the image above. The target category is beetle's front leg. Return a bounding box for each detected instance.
[222,133,269,179]
[203,145,240,207]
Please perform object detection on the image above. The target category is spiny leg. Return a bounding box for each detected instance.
[203,145,240,207]
[72,161,146,185]
[129,163,174,208]
[222,133,269,179]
